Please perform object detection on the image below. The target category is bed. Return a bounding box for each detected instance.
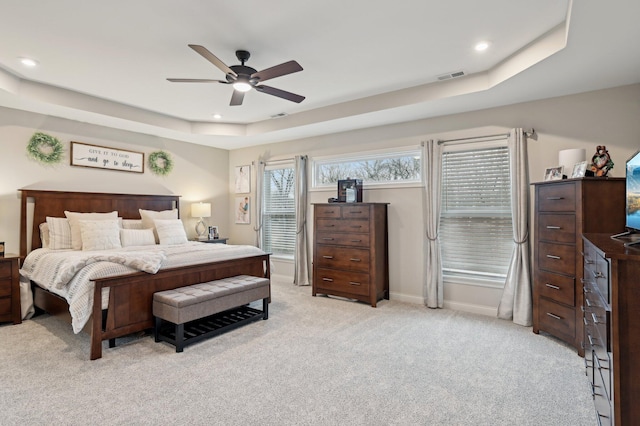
[20,189,270,360]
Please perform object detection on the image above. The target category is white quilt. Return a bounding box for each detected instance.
[20,242,267,333]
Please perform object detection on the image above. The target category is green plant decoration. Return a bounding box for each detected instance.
[27,132,64,164]
[148,150,174,176]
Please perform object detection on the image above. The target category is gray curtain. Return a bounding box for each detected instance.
[293,155,311,286]
[497,128,532,325]
[253,160,265,249]
[422,140,443,308]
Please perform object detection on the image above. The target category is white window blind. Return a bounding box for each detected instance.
[262,164,296,258]
[440,145,513,284]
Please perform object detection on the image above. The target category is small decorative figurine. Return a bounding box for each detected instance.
[590,145,614,177]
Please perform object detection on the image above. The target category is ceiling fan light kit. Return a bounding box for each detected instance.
[167,45,305,106]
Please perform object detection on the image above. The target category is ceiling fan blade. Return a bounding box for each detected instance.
[255,85,305,103]
[167,78,228,83]
[251,60,303,83]
[230,90,245,106]
[188,44,237,77]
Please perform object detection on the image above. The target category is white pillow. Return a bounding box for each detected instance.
[65,211,118,250]
[139,209,178,243]
[120,228,156,247]
[39,222,50,249]
[45,217,73,250]
[121,219,145,229]
[154,219,188,245]
[79,219,122,251]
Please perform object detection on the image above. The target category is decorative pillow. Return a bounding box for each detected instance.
[121,219,145,230]
[139,209,178,243]
[79,219,122,251]
[45,217,73,250]
[39,222,50,249]
[65,211,118,250]
[154,219,188,245]
[120,228,156,247]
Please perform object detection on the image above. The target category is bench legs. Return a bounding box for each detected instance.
[263,297,269,320]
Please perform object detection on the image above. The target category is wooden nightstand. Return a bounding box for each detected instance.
[0,254,22,325]
[197,238,228,244]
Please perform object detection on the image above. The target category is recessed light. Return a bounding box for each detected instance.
[213,114,222,119]
[474,41,490,52]
[19,57,38,67]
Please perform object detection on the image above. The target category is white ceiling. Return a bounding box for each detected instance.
[0,0,639,150]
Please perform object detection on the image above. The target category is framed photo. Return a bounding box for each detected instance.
[235,165,251,193]
[544,166,564,181]
[235,196,250,224]
[571,161,589,178]
[210,226,219,239]
[70,141,144,173]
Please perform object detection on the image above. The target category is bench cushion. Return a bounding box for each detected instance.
[153,275,270,325]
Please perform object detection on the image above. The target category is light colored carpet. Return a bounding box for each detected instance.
[0,279,595,425]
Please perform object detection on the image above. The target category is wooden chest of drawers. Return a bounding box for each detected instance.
[312,203,389,307]
[532,178,624,355]
[583,234,640,425]
[0,255,22,324]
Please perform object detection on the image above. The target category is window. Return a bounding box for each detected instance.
[312,147,422,188]
[262,163,296,258]
[440,142,513,286]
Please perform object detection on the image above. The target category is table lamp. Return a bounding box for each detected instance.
[191,202,211,238]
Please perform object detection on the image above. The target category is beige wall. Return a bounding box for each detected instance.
[0,108,230,254]
[228,83,640,315]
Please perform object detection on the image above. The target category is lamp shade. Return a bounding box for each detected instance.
[191,202,211,218]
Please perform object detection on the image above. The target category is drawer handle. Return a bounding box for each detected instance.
[546,254,561,260]
[326,224,335,227]
[585,259,594,264]
[351,239,362,243]
[596,411,608,426]
[545,225,561,229]
[591,270,604,278]
[545,283,560,290]
[594,354,609,371]
[585,298,593,308]
[322,237,334,241]
[546,196,564,200]
[546,312,562,320]
[583,317,589,326]
[350,258,361,262]
[322,278,334,282]
[322,255,334,259]
[587,334,599,347]
[351,225,362,229]
[591,383,603,397]
[591,312,600,324]
[348,281,361,286]
[348,211,362,214]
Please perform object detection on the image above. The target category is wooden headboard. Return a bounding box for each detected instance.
[19,189,181,257]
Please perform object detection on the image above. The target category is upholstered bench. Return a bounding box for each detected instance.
[153,275,270,352]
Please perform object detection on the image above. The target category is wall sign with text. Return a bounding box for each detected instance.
[70,142,144,173]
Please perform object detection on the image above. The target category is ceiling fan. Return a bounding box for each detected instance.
[167,44,305,106]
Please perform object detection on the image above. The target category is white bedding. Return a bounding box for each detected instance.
[20,242,267,333]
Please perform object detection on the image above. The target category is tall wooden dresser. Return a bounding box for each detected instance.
[582,234,640,425]
[312,203,389,307]
[0,255,22,325]
[532,178,624,355]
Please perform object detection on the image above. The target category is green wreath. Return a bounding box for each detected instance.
[148,150,174,176]
[27,132,64,164]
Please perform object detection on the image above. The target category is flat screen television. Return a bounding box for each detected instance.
[626,150,640,231]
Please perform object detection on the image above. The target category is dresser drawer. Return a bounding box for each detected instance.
[0,278,11,297]
[538,242,576,275]
[594,255,610,303]
[535,270,574,306]
[0,261,12,279]
[537,183,576,212]
[314,205,342,218]
[316,232,370,248]
[316,218,370,234]
[537,297,575,342]
[0,297,11,316]
[315,246,370,272]
[314,268,370,297]
[341,205,370,220]
[538,214,576,244]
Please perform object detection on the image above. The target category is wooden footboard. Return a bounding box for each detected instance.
[90,254,270,360]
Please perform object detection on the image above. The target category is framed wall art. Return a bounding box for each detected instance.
[235,196,250,224]
[235,165,251,193]
[70,142,144,173]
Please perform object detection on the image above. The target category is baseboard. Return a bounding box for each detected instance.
[388,292,423,305]
[270,273,293,284]
[443,300,497,317]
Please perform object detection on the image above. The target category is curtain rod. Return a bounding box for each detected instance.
[436,128,535,145]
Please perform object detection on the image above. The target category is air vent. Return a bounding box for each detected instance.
[270,112,288,119]
[437,71,465,81]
